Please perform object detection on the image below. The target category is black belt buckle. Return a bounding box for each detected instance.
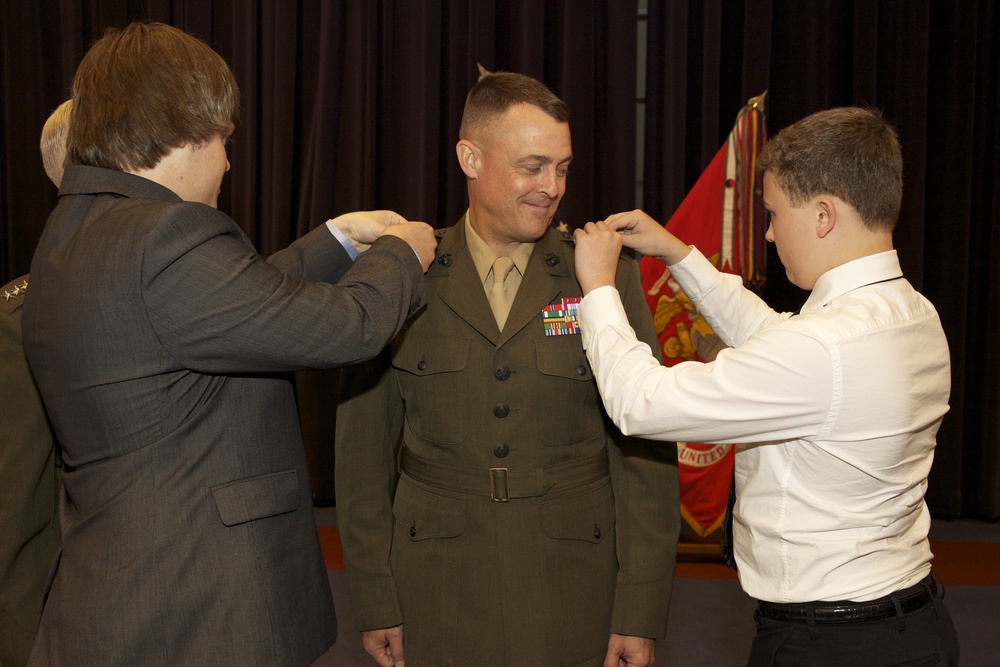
[490,467,509,502]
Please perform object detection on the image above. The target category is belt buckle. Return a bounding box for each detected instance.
[490,468,509,502]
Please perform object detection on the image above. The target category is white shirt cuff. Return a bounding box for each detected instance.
[325,219,359,260]
[579,285,630,351]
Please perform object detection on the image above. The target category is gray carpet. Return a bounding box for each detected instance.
[313,508,999,666]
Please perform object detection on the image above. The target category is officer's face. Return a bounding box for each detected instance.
[465,104,572,252]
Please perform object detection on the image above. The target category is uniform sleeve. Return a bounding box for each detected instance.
[334,349,406,630]
[606,257,680,639]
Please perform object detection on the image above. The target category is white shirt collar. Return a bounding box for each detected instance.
[800,250,904,315]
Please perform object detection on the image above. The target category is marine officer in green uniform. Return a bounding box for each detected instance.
[336,72,680,667]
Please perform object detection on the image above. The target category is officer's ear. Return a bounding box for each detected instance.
[456,140,481,179]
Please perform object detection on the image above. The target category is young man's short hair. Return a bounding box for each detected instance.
[758,107,903,232]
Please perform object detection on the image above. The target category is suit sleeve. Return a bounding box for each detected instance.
[266,223,354,284]
[142,205,425,373]
[607,257,680,639]
[334,349,406,630]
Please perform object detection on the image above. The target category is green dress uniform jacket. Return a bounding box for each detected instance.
[0,275,60,667]
[336,221,680,667]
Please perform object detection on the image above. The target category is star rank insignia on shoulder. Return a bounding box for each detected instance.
[3,278,28,302]
[542,297,582,336]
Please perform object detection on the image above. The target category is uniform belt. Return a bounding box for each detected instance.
[399,447,609,502]
[757,575,936,624]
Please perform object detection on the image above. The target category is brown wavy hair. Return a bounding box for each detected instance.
[69,22,240,172]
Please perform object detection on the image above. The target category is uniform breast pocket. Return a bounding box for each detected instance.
[533,337,603,445]
[392,333,471,444]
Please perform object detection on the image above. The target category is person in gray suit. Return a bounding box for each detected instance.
[336,72,679,667]
[20,22,436,667]
[0,100,70,667]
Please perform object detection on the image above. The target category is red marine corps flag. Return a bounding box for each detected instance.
[640,93,768,542]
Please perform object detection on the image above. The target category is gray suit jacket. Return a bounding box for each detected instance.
[21,166,425,666]
[336,222,679,667]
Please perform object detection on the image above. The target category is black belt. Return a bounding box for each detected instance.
[757,576,936,624]
[399,447,609,502]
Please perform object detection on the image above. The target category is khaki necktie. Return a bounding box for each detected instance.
[488,255,516,329]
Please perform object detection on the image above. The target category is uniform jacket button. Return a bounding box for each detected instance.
[577,363,588,376]
[593,525,602,540]
[493,443,510,458]
[495,366,511,381]
[493,403,510,418]
[417,360,427,371]
[409,525,417,538]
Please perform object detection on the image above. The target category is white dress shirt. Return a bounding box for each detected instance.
[579,247,950,603]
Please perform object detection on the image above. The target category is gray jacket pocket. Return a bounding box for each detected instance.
[212,470,299,526]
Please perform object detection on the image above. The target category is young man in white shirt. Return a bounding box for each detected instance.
[573,106,959,666]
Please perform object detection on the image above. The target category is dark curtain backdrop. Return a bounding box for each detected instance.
[1,0,996,517]
[0,0,640,502]
[1,0,638,269]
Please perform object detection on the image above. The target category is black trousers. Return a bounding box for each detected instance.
[747,576,960,666]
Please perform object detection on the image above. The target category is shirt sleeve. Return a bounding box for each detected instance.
[579,284,834,446]
[666,247,787,348]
